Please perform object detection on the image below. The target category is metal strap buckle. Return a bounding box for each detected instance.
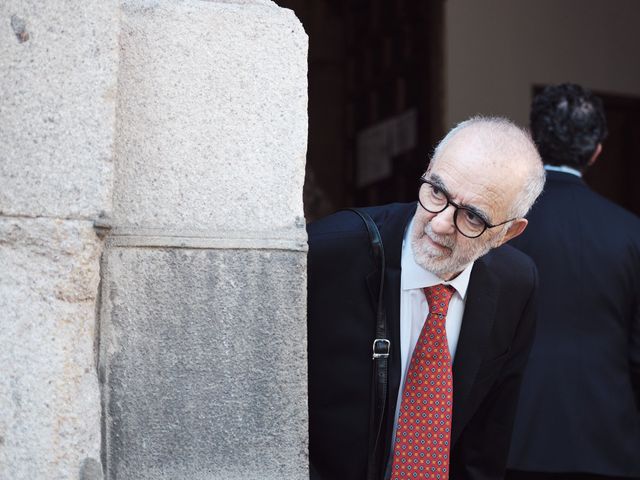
[372,338,390,359]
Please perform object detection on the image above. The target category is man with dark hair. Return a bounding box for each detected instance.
[529,83,608,172]
[507,83,640,480]
[308,117,546,480]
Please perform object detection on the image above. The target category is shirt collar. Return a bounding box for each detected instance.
[401,215,473,300]
[544,164,582,177]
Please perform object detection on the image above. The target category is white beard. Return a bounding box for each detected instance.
[411,221,496,279]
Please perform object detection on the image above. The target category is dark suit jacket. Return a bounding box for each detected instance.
[508,171,640,477]
[308,202,538,480]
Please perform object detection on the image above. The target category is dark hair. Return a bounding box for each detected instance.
[529,83,608,170]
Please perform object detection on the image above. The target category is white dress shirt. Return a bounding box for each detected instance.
[543,164,582,177]
[392,216,474,432]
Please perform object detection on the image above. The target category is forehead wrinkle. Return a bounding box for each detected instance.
[435,136,520,223]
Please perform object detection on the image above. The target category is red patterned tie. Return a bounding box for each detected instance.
[390,284,456,480]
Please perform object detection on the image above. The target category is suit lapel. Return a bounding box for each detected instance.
[450,257,500,446]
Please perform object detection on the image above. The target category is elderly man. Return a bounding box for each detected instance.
[507,84,640,480]
[307,117,545,480]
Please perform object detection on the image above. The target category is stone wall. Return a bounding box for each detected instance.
[0,1,119,479]
[101,3,309,476]
[1,1,308,479]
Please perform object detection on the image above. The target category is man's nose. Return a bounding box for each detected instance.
[430,205,457,235]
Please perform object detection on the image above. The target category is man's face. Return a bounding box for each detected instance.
[411,131,521,280]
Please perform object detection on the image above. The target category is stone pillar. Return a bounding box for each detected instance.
[0,2,119,479]
[100,1,308,479]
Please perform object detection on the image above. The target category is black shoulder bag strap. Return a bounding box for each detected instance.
[345,208,390,480]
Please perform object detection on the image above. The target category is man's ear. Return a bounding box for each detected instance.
[587,143,602,167]
[497,218,528,246]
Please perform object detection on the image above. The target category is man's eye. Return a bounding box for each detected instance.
[462,209,484,226]
[431,185,445,199]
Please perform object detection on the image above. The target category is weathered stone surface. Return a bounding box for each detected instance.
[101,247,308,480]
[114,0,308,237]
[0,218,103,480]
[3,0,309,478]
[0,0,119,219]
[80,458,104,480]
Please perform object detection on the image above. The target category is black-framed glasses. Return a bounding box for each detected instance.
[418,177,517,238]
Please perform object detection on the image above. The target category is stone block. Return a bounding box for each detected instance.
[0,0,119,219]
[114,0,308,237]
[101,246,308,480]
[0,217,103,480]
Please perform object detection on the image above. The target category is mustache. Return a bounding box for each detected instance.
[425,223,455,248]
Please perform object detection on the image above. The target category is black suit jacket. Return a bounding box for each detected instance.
[508,171,640,477]
[308,202,538,480]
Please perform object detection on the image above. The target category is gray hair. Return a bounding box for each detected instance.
[432,116,546,218]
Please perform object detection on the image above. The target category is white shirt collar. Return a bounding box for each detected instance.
[401,215,473,300]
[544,164,582,177]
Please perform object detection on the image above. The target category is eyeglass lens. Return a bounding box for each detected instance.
[419,182,487,237]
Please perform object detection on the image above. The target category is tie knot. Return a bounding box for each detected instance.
[423,284,456,316]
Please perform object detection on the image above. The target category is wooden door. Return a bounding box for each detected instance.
[584,92,640,216]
